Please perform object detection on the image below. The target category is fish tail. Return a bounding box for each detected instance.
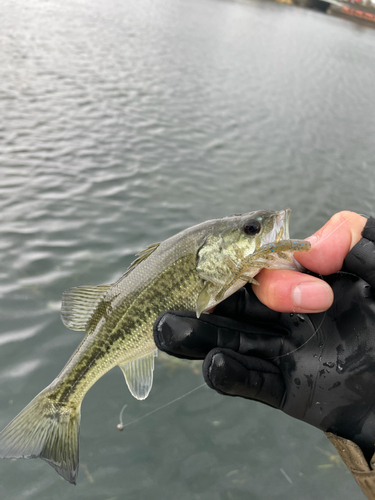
[0,386,81,484]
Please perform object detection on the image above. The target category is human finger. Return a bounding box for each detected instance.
[295,211,367,275]
[253,269,334,313]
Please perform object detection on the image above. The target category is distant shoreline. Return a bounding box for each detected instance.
[275,0,375,26]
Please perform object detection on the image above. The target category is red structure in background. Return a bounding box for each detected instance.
[341,4,375,20]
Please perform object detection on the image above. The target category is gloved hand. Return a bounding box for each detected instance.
[154,217,375,463]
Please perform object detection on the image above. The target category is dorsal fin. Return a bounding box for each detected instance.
[61,284,112,331]
[124,243,160,277]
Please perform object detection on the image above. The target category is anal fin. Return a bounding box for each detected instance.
[119,350,157,400]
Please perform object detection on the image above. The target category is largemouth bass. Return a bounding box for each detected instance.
[0,208,310,483]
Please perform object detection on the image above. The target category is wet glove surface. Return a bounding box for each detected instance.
[154,224,375,461]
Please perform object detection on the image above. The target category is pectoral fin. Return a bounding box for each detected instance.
[61,284,112,331]
[119,350,157,400]
[196,284,211,318]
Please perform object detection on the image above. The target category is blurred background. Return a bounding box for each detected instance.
[1,0,375,498]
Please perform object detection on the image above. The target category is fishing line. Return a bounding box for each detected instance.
[117,383,207,430]
[272,212,369,360]
[270,312,326,360]
[117,404,127,430]
[310,212,369,249]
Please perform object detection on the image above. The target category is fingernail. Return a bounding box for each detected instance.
[305,235,319,247]
[292,282,333,312]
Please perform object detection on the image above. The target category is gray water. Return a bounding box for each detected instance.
[1,0,375,498]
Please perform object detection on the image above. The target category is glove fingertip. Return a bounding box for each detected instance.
[153,311,196,359]
[153,311,174,352]
[202,348,228,395]
[203,349,285,408]
[153,311,209,360]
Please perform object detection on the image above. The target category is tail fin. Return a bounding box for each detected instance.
[0,387,81,484]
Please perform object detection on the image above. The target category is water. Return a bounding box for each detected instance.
[1,0,375,498]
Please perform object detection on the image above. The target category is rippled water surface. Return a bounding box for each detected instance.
[1,0,375,498]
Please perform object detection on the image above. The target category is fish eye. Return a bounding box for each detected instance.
[244,219,262,236]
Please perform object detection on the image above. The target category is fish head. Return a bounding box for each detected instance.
[218,208,293,258]
[196,208,310,312]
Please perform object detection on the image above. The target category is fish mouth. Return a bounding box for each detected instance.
[263,208,292,245]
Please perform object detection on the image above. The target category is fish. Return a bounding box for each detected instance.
[0,208,310,484]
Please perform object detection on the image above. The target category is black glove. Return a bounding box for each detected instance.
[154,217,375,462]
